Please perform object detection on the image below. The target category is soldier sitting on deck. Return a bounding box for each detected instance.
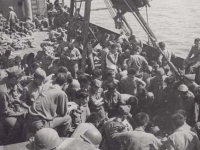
[0,66,25,145]
[183,38,200,74]
[25,73,72,139]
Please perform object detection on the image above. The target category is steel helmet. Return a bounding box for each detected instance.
[80,129,102,148]
[69,79,80,90]
[177,84,188,92]
[34,128,62,150]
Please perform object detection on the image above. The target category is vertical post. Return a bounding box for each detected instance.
[62,0,65,7]
[70,0,75,17]
[24,0,33,20]
[81,0,92,71]
[67,0,75,41]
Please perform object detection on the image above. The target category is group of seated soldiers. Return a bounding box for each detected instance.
[1,17,200,149]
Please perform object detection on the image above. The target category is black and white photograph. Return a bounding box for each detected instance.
[0,0,200,149]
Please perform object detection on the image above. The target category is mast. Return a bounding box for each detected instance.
[24,0,33,20]
[70,0,75,18]
[81,0,92,71]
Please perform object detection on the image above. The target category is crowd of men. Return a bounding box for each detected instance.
[1,0,200,150]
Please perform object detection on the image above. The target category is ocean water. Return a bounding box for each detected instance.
[65,0,200,58]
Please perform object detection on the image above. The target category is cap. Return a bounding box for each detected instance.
[6,66,24,78]
[118,105,131,116]
[9,6,13,10]
[155,68,165,76]
[69,79,80,90]
[34,68,46,79]
[150,126,160,135]
[177,84,188,92]
[91,79,101,88]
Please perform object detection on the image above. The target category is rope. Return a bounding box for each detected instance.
[91,8,108,11]
[79,0,83,10]
[146,6,150,44]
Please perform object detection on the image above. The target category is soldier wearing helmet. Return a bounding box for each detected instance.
[101,105,133,150]
[80,129,102,149]
[7,128,96,150]
[176,84,195,125]
[71,112,104,141]
[32,128,62,150]
[148,68,167,112]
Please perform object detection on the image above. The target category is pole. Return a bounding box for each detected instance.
[24,0,33,20]
[62,0,65,7]
[67,0,75,41]
[70,0,75,17]
[81,0,91,71]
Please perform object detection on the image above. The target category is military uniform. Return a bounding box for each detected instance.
[104,90,121,118]
[61,47,82,78]
[89,87,105,117]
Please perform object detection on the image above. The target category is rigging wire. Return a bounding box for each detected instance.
[103,0,130,35]
[123,0,155,41]
[146,6,150,44]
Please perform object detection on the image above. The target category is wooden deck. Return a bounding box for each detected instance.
[12,31,48,58]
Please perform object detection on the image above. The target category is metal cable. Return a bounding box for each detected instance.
[123,0,155,40]
[103,0,130,35]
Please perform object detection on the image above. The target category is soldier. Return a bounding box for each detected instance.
[24,128,96,150]
[102,71,120,91]
[0,66,25,144]
[127,46,149,78]
[176,84,195,126]
[25,73,72,138]
[120,68,146,96]
[148,68,167,111]
[183,38,200,74]
[114,112,162,150]
[20,68,47,109]
[60,43,82,78]
[8,6,18,32]
[0,50,11,69]
[158,42,176,68]
[106,44,119,74]
[71,112,104,139]
[128,35,143,49]
[166,113,200,150]
[163,77,176,113]
[101,105,133,150]
[104,82,121,118]
[71,90,91,128]
[100,43,109,80]
[89,79,105,117]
